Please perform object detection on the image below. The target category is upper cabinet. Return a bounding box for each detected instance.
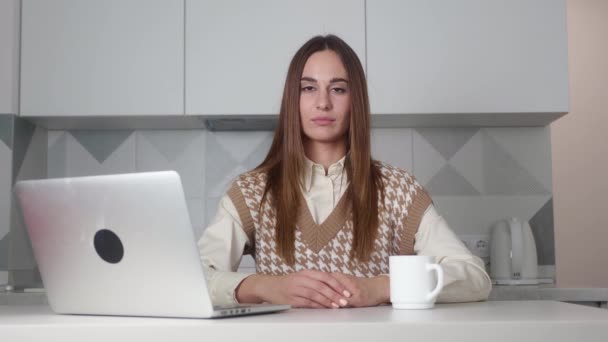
[16,0,569,127]
[366,0,569,116]
[185,0,365,116]
[20,0,184,117]
[0,0,20,114]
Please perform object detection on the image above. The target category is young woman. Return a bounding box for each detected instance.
[198,35,491,309]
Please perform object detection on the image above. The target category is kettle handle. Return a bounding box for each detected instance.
[509,218,524,279]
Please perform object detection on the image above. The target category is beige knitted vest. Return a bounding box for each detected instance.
[227,162,432,277]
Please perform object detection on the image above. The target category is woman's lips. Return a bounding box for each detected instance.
[312,117,335,126]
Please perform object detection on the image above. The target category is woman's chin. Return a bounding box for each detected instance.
[303,134,346,145]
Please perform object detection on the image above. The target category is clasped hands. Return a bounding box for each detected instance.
[236,270,390,308]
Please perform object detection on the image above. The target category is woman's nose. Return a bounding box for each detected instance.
[316,90,332,110]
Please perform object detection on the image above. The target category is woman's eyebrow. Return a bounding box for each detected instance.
[330,77,349,84]
[300,77,349,83]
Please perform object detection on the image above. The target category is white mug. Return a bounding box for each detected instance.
[389,255,444,309]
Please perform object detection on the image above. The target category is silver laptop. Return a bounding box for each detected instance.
[14,171,289,318]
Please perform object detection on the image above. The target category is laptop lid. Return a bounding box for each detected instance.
[14,171,288,318]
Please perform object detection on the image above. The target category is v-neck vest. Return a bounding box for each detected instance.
[227,162,432,277]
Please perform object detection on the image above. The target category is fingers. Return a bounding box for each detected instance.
[296,276,347,308]
[331,273,361,307]
[331,272,356,296]
[276,270,362,308]
[301,270,351,298]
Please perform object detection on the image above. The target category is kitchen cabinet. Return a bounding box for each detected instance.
[17,0,569,128]
[366,0,569,117]
[20,0,184,116]
[185,0,365,116]
[0,0,19,114]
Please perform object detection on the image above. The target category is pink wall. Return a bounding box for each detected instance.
[552,0,608,287]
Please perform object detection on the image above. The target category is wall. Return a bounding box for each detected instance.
[43,127,555,274]
[552,0,608,287]
[0,0,20,285]
[0,115,12,284]
[0,115,46,287]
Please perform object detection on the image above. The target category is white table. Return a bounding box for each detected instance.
[1,301,608,342]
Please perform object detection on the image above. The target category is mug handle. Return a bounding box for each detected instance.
[425,264,444,301]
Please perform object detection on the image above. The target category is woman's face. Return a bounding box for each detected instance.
[299,50,351,145]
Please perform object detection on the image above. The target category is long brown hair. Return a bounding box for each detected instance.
[255,35,384,265]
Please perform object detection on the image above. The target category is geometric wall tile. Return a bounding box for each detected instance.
[48,129,64,147]
[204,131,269,198]
[47,131,67,178]
[0,115,12,149]
[9,124,47,289]
[12,117,36,183]
[139,130,200,163]
[412,130,447,186]
[136,130,205,199]
[187,197,204,238]
[450,130,485,194]
[65,131,136,177]
[426,163,481,196]
[9,195,39,270]
[40,127,557,268]
[69,130,134,164]
[207,131,272,164]
[483,131,550,196]
[0,233,8,270]
[243,133,273,171]
[416,127,479,160]
[371,128,413,171]
[484,127,553,191]
[14,127,47,182]
[136,130,205,227]
[432,195,553,236]
[205,133,241,197]
[529,197,555,265]
[0,140,11,239]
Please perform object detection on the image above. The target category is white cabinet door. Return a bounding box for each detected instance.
[0,0,19,114]
[20,0,184,116]
[186,0,365,115]
[366,0,568,115]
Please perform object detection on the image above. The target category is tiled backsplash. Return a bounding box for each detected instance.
[0,123,555,285]
[0,115,12,279]
[0,115,47,286]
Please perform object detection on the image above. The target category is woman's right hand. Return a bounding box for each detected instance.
[236,270,351,308]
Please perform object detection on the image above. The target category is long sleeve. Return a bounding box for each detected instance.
[414,205,492,303]
[197,157,347,307]
[197,194,252,306]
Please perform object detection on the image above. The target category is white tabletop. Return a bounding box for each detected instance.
[1,301,608,341]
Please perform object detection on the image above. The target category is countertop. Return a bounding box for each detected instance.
[0,301,607,341]
[489,284,608,304]
[4,284,608,306]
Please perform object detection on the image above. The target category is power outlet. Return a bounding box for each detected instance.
[459,234,490,258]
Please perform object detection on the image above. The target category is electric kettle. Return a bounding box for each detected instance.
[490,217,539,285]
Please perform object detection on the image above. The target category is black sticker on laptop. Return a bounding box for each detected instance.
[94,229,124,264]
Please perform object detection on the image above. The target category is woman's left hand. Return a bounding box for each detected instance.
[330,273,390,307]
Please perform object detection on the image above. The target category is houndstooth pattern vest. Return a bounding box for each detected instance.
[227,162,432,277]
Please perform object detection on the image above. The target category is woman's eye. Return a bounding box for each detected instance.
[332,87,347,94]
[301,86,315,92]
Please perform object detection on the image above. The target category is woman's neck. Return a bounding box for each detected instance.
[303,140,347,172]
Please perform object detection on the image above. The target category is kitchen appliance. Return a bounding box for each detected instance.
[490,217,540,285]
